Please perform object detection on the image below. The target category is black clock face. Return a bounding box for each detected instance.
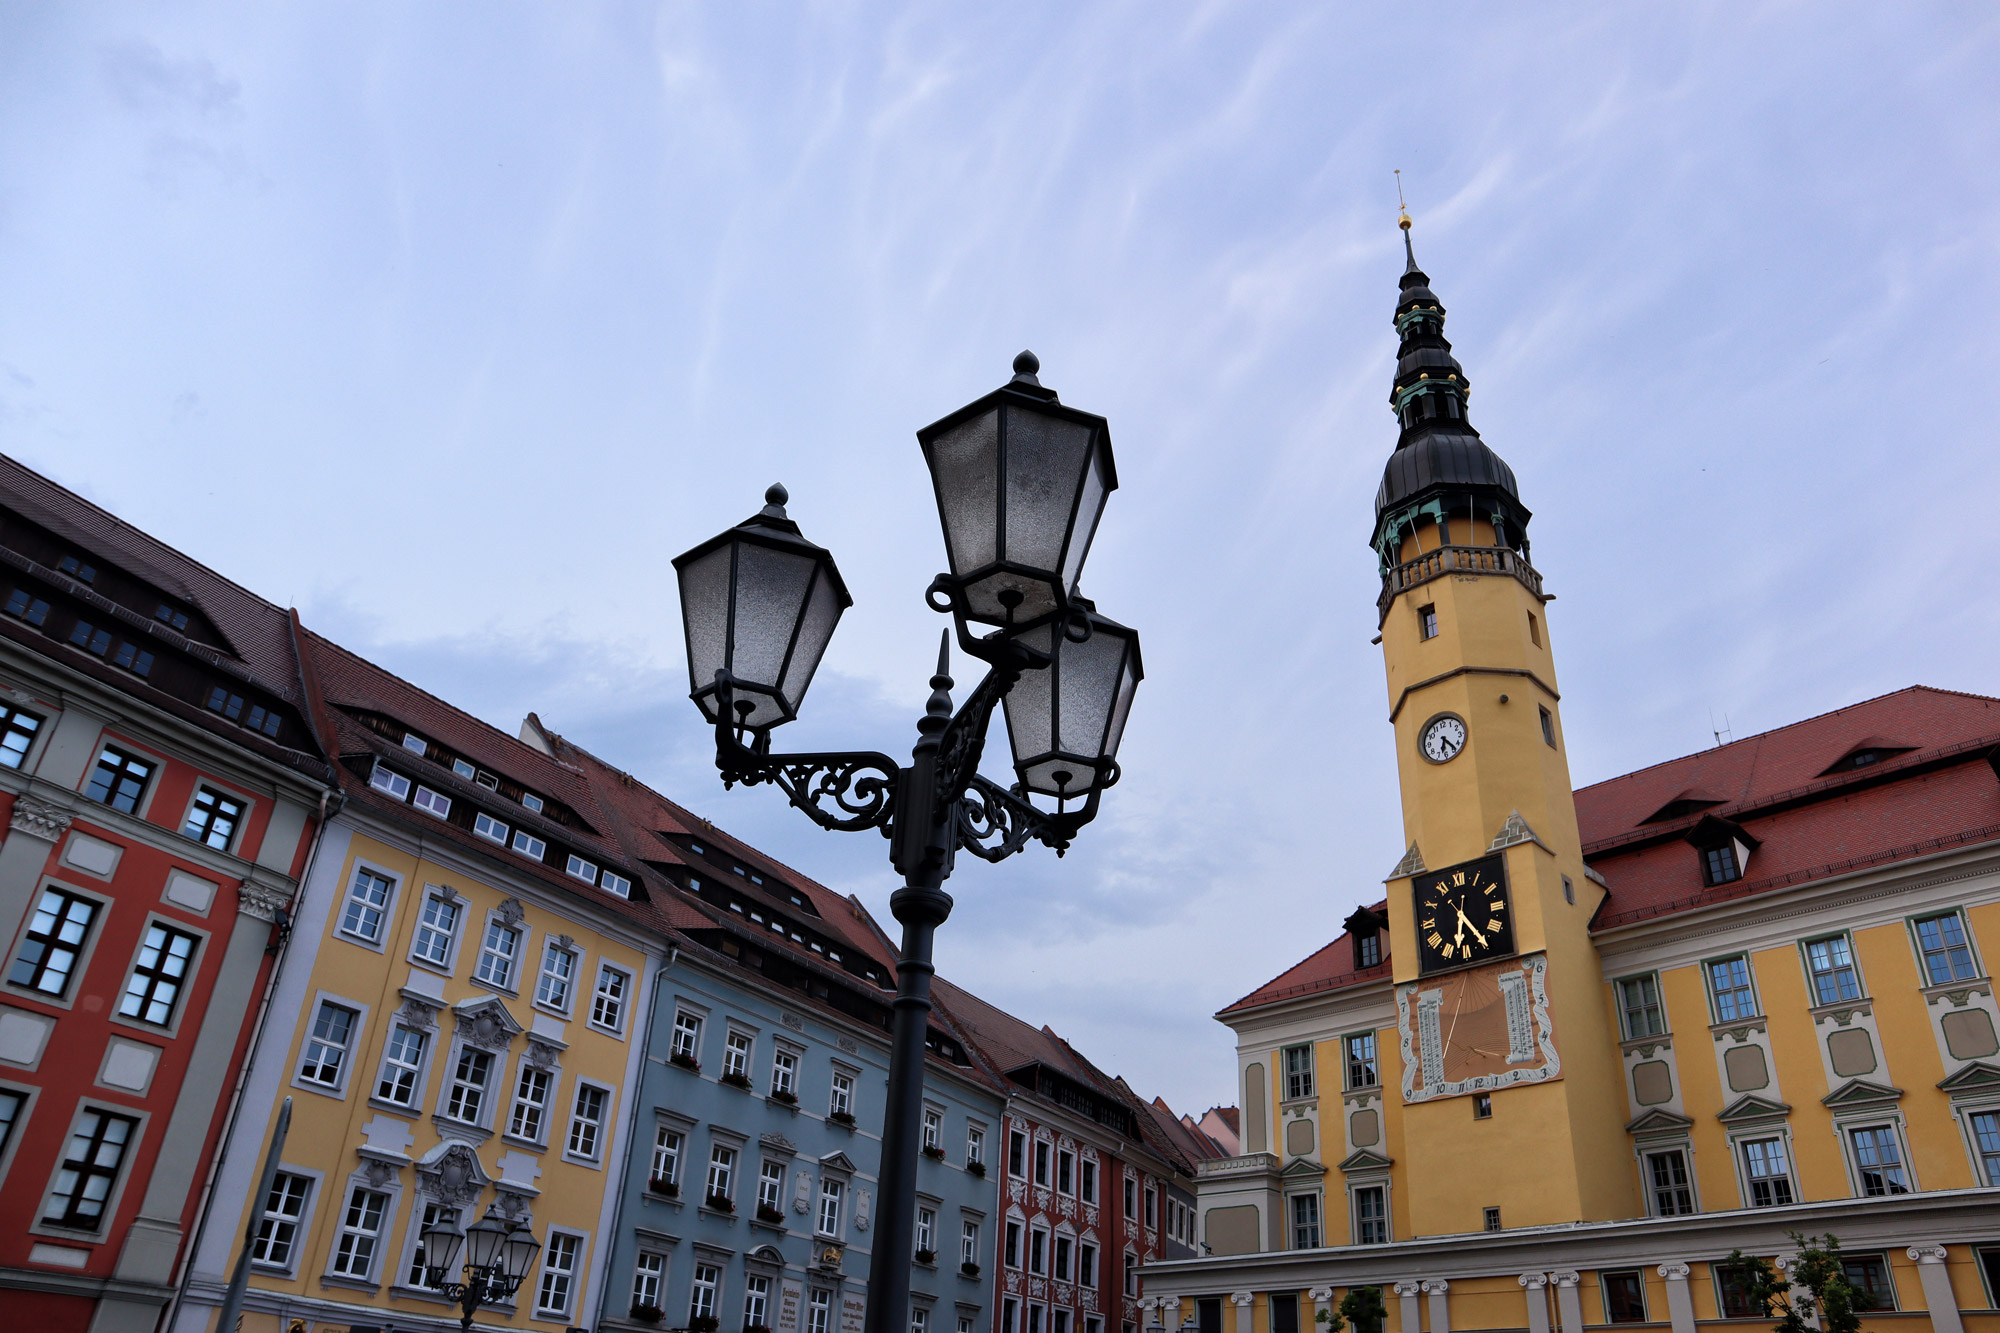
[1414,854,1515,974]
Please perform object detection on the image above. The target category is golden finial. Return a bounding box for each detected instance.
[1396,169,1412,231]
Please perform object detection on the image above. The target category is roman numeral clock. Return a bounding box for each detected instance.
[1396,853,1561,1104]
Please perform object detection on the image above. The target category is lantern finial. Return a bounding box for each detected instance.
[762,483,789,515]
[1011,350,1041,385]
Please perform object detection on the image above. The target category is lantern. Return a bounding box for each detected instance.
[917,352,1117,630]
[498,1221,543,1287]
[1000,598,1142,799]
[461,1212,512,1274]
[673,484,852,731]
[418,1215,465,1277]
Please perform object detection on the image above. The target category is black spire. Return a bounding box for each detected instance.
[1371,216,1531,559]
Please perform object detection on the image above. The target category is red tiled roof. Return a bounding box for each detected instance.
[1219,898,1390,1015]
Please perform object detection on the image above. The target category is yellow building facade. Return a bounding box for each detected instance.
[1147,226,2000,1333]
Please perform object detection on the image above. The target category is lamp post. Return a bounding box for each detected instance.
[420,1210,543,1333]
[673,351,1141,1333]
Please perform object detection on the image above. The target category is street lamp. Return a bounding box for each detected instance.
[421,1210,542,1332]
[672,351,1141,1333]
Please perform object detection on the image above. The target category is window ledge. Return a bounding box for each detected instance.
[1278,1096,1319,1112]
[500,1132,548,1153]
[468,978,521,1002]
[1342,1085,1382,1103]
[319,1273,382,1294]
[1620,1033,1674,1056]
[367,1098,423,1119]
[1922,976,1992,1006]
[1707,1017,1767,1040]
[698,1207,739,1225]
[563,1152,605,1171]
[1808,998,1873,1025]
[531,1001,574,1023]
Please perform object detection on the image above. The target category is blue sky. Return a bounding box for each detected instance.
[3,4,1996,1116]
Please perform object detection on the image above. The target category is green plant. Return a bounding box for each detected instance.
[1723,1234,1863,1333]
[1336,1286,1380,1333]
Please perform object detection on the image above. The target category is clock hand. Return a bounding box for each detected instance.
[1453,903,1490,948]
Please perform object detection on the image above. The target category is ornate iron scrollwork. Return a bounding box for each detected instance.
[954,773,1079,861]
[766,751,902,834]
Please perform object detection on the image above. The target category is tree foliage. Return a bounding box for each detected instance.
[1336,1286,1385,1333]
[1724,1232,1862,1333]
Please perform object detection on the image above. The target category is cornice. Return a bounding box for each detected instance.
[1387,666,1560,725]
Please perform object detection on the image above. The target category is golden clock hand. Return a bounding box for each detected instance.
[1453,903,1490,948]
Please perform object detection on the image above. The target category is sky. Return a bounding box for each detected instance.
[3,3,1997,1117]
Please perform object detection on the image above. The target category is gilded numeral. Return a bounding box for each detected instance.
[1452,872,1466,887]
[1426,932,1443,948]
[1487,918,1502,931]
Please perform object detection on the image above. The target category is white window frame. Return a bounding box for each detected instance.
[327,1181,392,1281]
[633,1251,665,1312]
[474,915,522,993]
[511,829,548,860]
[1283,1043,1316,1101]
[651,1123,685,1187]
[829,1066,855,1119]
[535,1229,586,1319]
[707,1143,738,1205]
[818,1176,845,1237]
[565,1079,611,1165]
[692,1262,721,1320]
[745,1271,772,1327]
[407,887,464,971]
[589,962,633,1036]
[566,853,599,884]
[474,812,509,845]
[1732,1130,1799,1208]
[247,1164,320,1276]
[601,870,633,899]
[534,938,577,1014]
[1349,1180,1391,1245]
[772,1045,800,1098]
[506,1062,554,1146]
[1639,1143,1699,1217]
[336,864,400,948]
[521,791,545,813]
[967,1123,986,1168]
[1839,1117,1917,1198]
[759,1158,786,1213]
[724,1029,755,1081]
[1911,909,1983,986]
[413,785,451,820]
[294,993,368,1098]
[369,761,411,799]
[440,1043,497,1128]
[671,1010,704,1065]
[918,1205,937,1257]
[1288,1189,1322,1250]
[963,1217,982,1269]
[372,1018,434,1112]
[924,1105,944,1152]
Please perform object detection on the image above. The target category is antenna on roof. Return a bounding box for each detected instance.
[1708,708,1733,749]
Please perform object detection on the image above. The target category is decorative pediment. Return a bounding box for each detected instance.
[760,1132,798,1156]
[1625,1108,1695,1137]
[453,996,524,1051]
[416,1141,492,1204]
[1280,1157,1326,1178]
[745,1244,786,1270]
[1937,1061,2000,1094]
[819,1150,859,1175]
[496,896,526,927]
[1821,1078,1903,1108]
[1337,1148,1394,1173]
[1387,844,1426,881]
[1716,1094,1791,1124]
[1489,810,1549,853]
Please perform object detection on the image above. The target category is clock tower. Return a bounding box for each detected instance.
[1372,216,1634,1230]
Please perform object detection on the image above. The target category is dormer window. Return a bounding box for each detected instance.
[1357,932,1381,968]
[601,871,632,899]
[1687,814,1755,887]
[1818,741,1916,776]
[154,603,189,631]
[401,732,427,756]
[521,793,545,814]
[511,830,547,860]
[475,771,499,791]
[1703,845,1740,886]
[4,590,50,625]
[452,759,476,780]
[566,855,599,885]
[56,555,97,584]
[370,762,411,800]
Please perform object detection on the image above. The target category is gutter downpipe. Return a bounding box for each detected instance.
[596,946,681,1322]
[160,784,342,1333]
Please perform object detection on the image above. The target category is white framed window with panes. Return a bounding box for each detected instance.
[723,1028,755,1083]
[707,1140,741,1208]
[1704,953,1762,1023]
[536,1229,586,1319]
[771,1042,802,1100]
[399,1199,462,1292]
[1348,1178,1391,1245]
[324,1173,397,1284]
[1911,910,1983,986]
[1959,1106,2000,1187]
[407,886,465,972]
[248,1164,321,1276]
[1800,932,1866,1007]
[1616,973,1667,1039]
[371,1009,438,1114]
[293,993,368,1099]
[650,1113,693,1191]
[473,912,524,993]
[966,1122,986,1170]
[534,936,579,1015]
[818,1175,846,1237]
[917,1204,938,1259]
[744,1271,774,1328]
[1282,1043,1315,1101]
[565,1080,611,1164]
[438,1037,500,1131]
[1729,1127,1799,1208]
[505,1059,555,1146]
[829,1064,856,1120]
[670,1008,705,1068]
[924,1105,945,1155]
[336,863,401,949]
[962,1215,982,1269]
[1834,1114,1917,1198]
[588,961,633,1036]
[1636,1142,1699,1217]
[633,1251,666,1314]
[758,1158,786,1215]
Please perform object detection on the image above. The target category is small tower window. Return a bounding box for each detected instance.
[1357,932,1381,968]
[1539,706,1557,749]
[1418,605,1438,640]
[1527,612,1541,647]
[1483,1206,1502,1232]
[1703,844,1741,886]
[1473,1094,1492,1119]
[1562,875,1575,905]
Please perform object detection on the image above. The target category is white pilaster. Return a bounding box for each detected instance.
[1423,1280,1450,1333]
[1519,1273,1551,1333]
[1552,1271,1583,1333]
[1393,1281,1423,1333]
[1657,1263,1694,1333]
[1232,1291,1255,1333]
[1908,1246,1964,1333]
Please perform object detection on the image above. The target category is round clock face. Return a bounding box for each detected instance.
[1420,714,1468,763]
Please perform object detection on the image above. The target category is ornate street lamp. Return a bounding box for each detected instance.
[421,1211,542,1333]
[672,351,1141,1333]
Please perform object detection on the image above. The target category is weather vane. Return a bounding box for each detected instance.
[1396,168,1411,230]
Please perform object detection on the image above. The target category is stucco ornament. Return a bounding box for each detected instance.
[455,999,521,1052]
[496,896,526,927]
[9,796,73,842]
[420,1143,490,1205]
[853,1186,871,1230]
[524,1038,560,1072]
[397,997,439,1028]
[792,1169,814,1214]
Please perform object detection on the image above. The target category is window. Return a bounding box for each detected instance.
[536,943,576,1010]
[1915,912,1979,984]
[251,1170,312,1266]
[1290,1192,1321,1248]
[601,871,633,899]
[1539,706,1557,748]
[475,919,520,989]
[926,1107,945,1153]
[1704,843,1742,886]
[1473,1093,1493,1119]
[1971,1110,2000,1186]
[567,1083,607,1159]
[0,704,41,767]
[1029,1226,1047,1274]
[508,1065,551,1141]
[1124,1252,1138,1296]
[1646,1148,1695,1215]
[401,732,427,756]
[566,853,599,883]
[449,758,476,780]
[1358,931,1381,967]
[522,792,545,813]
[330,1185,389,1277]
[759,1159,785,1212]
[111,641,155,676]
[672,1011,703,1062]
[299,1001,358,1087]
[511,829,547,860]
[708,1144,737,1202]
[118,922,198,1025]
[1034,1139,1051,1186]
[1078,1154,1095,1202]
[411,892,460,965]
[1740,1136,1795,1206]
[1005,1219,1022,1268]
[745,1273,771,1327]
[406,1202,459,1287]
[538,1231,581,1317]
[1618,975,1665,1037]
[725,1031,753,1079]
[963,1218,981,1268]
[1717,1265,1765,1319]
[444,1047,493,1123]
[1527,611,1541,647]
[1284,1044,1315,1100]
[809,1288,832,1333]
[830,1069,854,1117]
[1563,874,1575,904]
[369,762,411,799]
[1354,1185,1388,1244]
[591,965,631,1031]
[3,589,50,625]
[919,1207,938,1257]
[1123,1175,1137,1219]
[180,787,246,852]
[209,687,248,720]
[10,886,101,996]
[1707,956,1758,1021]
[1805,935,1862,1004]
[913,1308,931,1333]
[413,786,450,819]
[773,1048,799,1097]
[1079,1239,1097,1286]
[1009,1128,1027,1177]
[375,1023,428,1106]
[69,620,112,656]
[633,1252,664,1311]
[1418,604,1438,639]
[242,704,281,737]
[1346,1032,1379,1090]
[652,1127,683,1184]
[1603,1271,1646,1323]
[1849,1125,1910,1195]
[340,868,396,943]
[0,1088,23,1158]
[818,1176,844,1234]
[1841,1255,1896,1311]
[85,745,153,812]
[474,812,509,844]
[157,603,190,630]
[1145,1184,1157,1226]
[44,1108,139,1230]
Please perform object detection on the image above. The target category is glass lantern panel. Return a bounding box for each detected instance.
[1056,626,1125,759]
[1059,446,1110,596]
[776,566,843,715]
[730,542,819,704]
[1002,411,1095,577]
[1102,654,1138,764]
[1001,624,1057,772]
[678,545,736,710]
[928,409,999,577]
[464,1217,509,1270]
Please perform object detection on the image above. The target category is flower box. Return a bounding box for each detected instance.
[961,1262,982,1279]
[965,1160,987,1177]
[721,1071,753,1090]
[631,1303,665,1324]
[914,1249,938,1266]
[670,1051,701,1073]
[647,1176,680,1198]
[769,1088,798,1106]
[922,1145,946,1161]
[706,1192,736,1214]
[756,1203,787,1226]
[690,1317,720,1333]
[828,1110,856,1128]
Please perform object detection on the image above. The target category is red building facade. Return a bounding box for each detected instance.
[0,460,334,1333]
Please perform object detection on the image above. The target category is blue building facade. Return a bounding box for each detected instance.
[596,941,1004,1333]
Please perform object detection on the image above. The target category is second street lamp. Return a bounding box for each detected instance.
[420,1211,542,1333]
[671,351,1141,1333]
